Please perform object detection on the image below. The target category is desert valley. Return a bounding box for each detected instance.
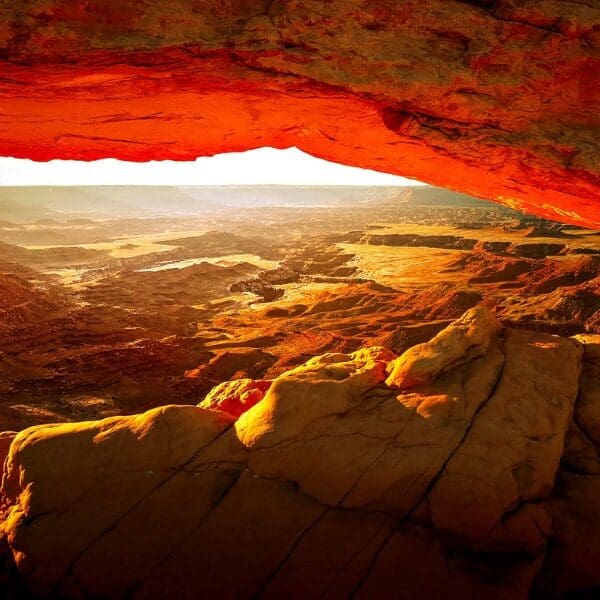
[1,185,598,430]
[0,185,599,598]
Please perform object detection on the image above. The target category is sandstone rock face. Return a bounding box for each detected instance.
[385,305,501,388]
[1,405,236,596]
[198,378,272,418]
[539,334,600,597]
[428,329,582,553]
[0,307,594,598]
[1,1,599,227]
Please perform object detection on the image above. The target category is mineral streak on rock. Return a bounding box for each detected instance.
[1,1,599,227]
[0,308,596,598]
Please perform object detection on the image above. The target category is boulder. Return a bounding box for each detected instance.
[1,405,235,596]
[237,342,503,511]
[386,305,502,389]
[198,378,272,418]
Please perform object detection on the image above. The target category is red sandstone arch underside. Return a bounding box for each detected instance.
[1,0,599,227]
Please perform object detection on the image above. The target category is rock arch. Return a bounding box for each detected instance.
[1,0,599,226]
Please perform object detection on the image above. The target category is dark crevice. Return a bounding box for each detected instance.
[348,527,397,598]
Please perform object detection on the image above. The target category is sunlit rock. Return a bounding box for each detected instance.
[385,305,502,388]
[198,378,272,418]
[0,309,594,597]
[0,1,598,226]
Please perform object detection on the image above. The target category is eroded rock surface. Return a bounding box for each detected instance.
[1,1,599,226]
[538,334,600,597]
[0,308,595,598]
[385,305,501,388]
[199,377,272,418]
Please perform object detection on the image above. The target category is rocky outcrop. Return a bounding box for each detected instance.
[199,377,272,418]
[1,1,599,227]
[538,334,600,597]
[0,308,594,598]
[385,305,501,388]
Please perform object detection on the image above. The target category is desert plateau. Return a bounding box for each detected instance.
[1,186,598,430]
[0,185,598,598]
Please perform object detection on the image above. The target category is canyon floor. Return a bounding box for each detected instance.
[0,186,598,431]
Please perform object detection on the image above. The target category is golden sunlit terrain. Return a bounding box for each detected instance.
[0,185,599,600]
[1,186,598,431]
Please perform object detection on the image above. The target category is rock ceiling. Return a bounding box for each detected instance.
[1,1,599,227]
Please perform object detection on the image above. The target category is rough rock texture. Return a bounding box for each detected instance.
[386,305,501,388]
[427,328,581,553]
[1,1,599,227]
[538,334,600,597]
[0,308,593,598]
[199,378,272,418]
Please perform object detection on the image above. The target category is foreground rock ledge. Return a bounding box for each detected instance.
[0,307,598,598]
[1,1,599,227]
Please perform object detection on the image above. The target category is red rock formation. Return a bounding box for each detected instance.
[199,378,272,417]
[1,308,595,598]
[1,1,599,227]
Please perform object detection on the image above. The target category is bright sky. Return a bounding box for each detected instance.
[0,147,425,186]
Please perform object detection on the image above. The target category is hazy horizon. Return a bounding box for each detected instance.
[0,185,495,224]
